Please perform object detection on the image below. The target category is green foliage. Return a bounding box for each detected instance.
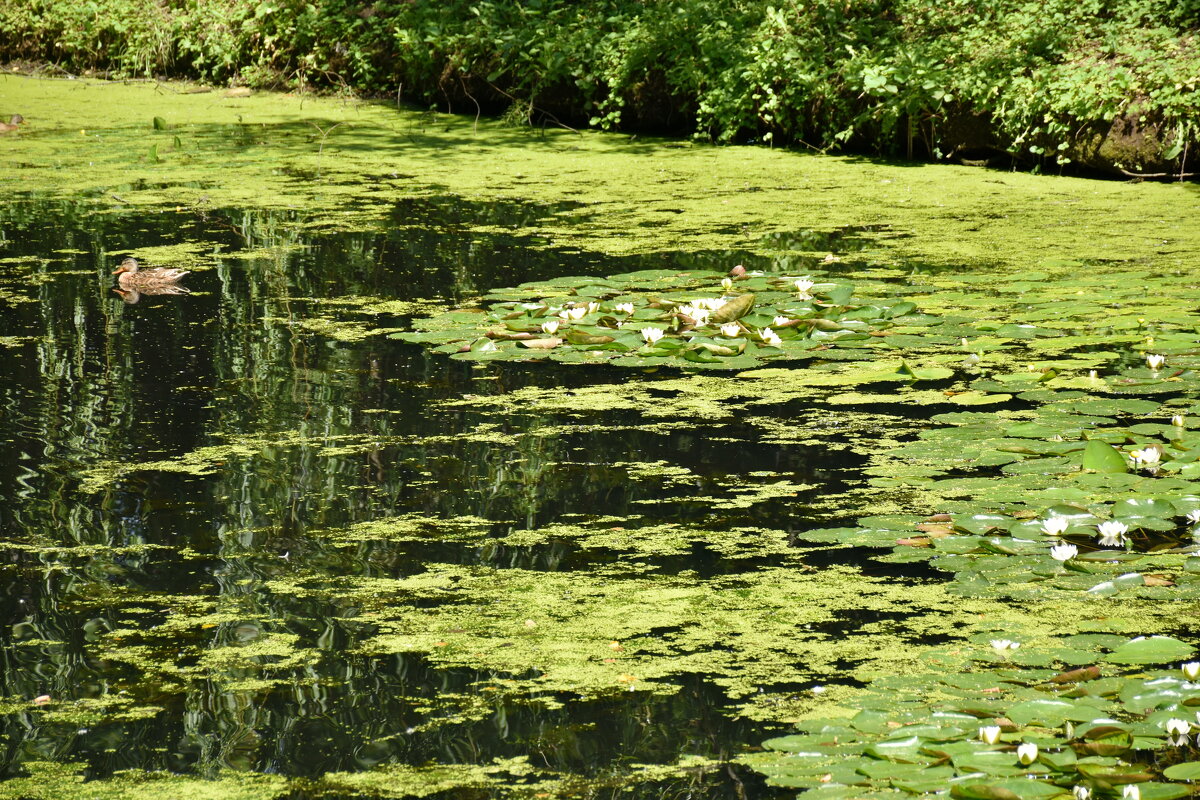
[1,0,1198,168]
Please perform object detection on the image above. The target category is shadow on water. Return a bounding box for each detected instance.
[0,196,931,792]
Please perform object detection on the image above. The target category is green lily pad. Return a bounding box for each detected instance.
[1083,440,1129,473]
[1106,636,1197,665]
[1163,762,1200,780]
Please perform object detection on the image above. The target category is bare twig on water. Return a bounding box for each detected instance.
[460,76,482,134]
[308,121,346,178]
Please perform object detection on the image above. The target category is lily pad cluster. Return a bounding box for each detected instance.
[394,268,934,369]
[903,500,1200,600]
[743,634,1200,798]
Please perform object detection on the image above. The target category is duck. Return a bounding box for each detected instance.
[0,114,24,132]
[112,257,190,290]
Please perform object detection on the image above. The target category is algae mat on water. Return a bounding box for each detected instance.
[1,75,1199,266]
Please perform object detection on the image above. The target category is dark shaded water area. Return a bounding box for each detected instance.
[0,196,935,796]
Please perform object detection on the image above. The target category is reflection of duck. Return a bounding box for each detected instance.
[113,284,190,304]
[112,257,190,290]
[0,114,24,132]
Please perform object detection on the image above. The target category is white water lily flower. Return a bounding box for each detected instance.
[1040,516,1070,537]
[1146,353,1166,370]
[1173,414,1186,427]
[761,328,782,347]
[1016,742,1038,765]
[720,323,741,337]
[979,725,1001,745]
[1187,510,1200,525]
[541,320,560,334]
[794,278,816,298]
[614,303,635,315]
[990,639,1020,653]
[721,277,734,291]
[1183,661,1200,681]
[568,306,588,320]
[1129,447,1161,465]
[1123,785,1140,800]
[586,302,600,314]
[1089,369,1098,379]
[1096,520,1129,548]
[1073,787,1091,800]
[641,328,664,344]
[1166,718,1191,746]
[1050,543,1078,562]
[772,315,790,327]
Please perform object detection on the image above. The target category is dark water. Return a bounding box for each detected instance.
[0,197,910,797]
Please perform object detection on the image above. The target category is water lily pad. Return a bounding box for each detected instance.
[1106,636,1196,665]
[1162,762,1200,780]
[1083,440,1129,473]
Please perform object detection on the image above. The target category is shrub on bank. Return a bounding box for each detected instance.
[1,0,1197,175]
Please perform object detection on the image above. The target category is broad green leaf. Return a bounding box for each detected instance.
[1107,636,1196,665]
[950,783,1021,800]
[1082,440,1128,473]
[1163,761,1200,780]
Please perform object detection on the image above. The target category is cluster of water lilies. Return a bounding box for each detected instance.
[531,277,821,351]
[1016,741,1038,765]
[758,631,1200,796]
[1035,508,1200,560]
[973,654,1200,779]
[1037,515,1129,551]
[399,265,930,368]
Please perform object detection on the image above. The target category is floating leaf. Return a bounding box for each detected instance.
[1073,763,1154,784]
[1106,636,1196,665]
[709,293,756,324]
[1006,698,1079,726]
[1163,762,1200,780]
[949,783,1021,800]
[1072,725,1132,756]
[1051,666,1101,684]
[519,337,562,350]
[1082,440,1128,473]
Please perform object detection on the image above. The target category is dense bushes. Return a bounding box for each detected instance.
[2,0,1198,174]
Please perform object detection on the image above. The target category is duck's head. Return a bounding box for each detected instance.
[8,115,23,126]
[112,257,139,275]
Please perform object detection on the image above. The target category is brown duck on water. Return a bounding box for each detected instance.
[112,257,190,291]
[0,114,24,132]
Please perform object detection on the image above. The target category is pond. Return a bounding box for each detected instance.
[1,76,1200,799]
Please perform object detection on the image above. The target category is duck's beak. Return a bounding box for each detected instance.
[112,266,126,274]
